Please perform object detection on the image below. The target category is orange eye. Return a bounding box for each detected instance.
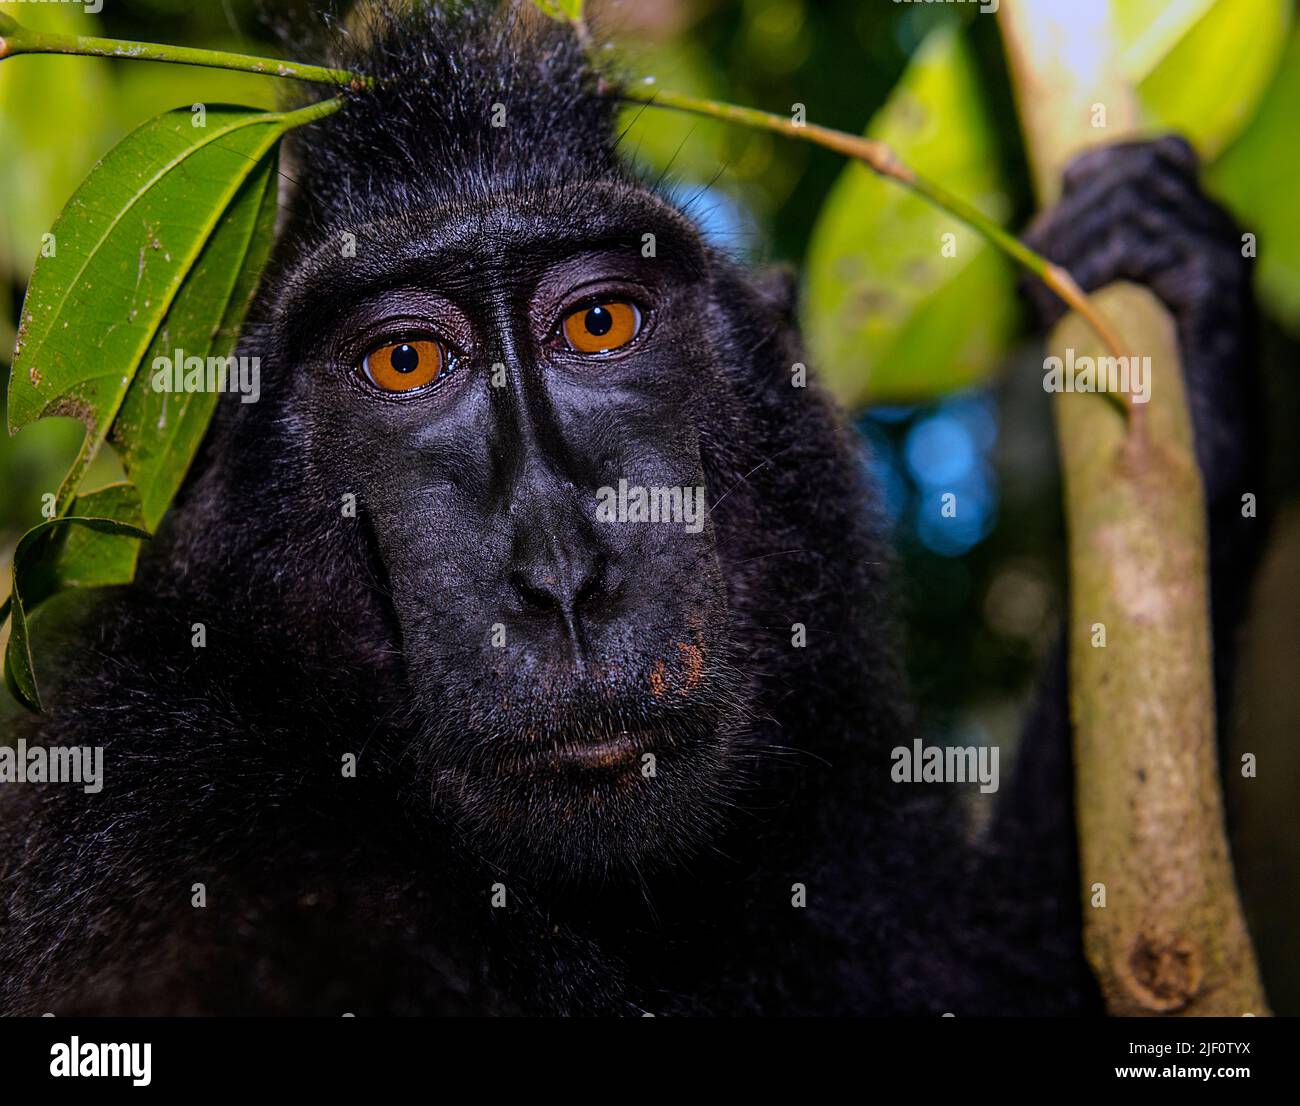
[363,339,445,393]
[561,301,642,354]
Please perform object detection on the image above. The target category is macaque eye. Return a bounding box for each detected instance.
[362,339,446,393]
[561,301,642,354]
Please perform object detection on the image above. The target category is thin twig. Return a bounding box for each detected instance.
[0,13,369,89]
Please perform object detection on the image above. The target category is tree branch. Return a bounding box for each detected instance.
[999,0,1268,1017]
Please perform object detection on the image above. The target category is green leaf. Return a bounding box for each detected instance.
[4,511,151,712]
[1112,0,1217,81]
[802,25,1017,408]
[1207,28,1300,334]
[1114,0,1292,160]
[533,0,584,23]
[12,150,282,644]
[12,481,147,631]
[7,156,281,634]
[111,152,280,526]
[2,98,337,709]
[6,100,336,510]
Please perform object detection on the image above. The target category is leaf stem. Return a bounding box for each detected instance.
[0,13,368,89]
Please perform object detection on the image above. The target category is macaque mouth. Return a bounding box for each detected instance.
[542,732,642,773]
[502,722,690,780]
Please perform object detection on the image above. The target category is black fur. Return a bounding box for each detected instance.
[0,3,1260,1015]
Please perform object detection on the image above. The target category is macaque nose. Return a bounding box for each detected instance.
[509,550,608,623]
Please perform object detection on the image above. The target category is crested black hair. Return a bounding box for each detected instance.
[286,1,624,231]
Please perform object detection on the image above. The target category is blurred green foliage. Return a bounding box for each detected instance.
[802,24,1017,406]
[1115,0,1290,159]
[1209,26,1300,332]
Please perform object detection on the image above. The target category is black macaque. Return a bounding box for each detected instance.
[0,2,1261,1015]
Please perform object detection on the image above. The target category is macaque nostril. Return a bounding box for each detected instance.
[509,554,607,618]
[509,570,560,612]
[576,555,607,607]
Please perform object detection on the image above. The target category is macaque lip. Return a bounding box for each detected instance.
[548,733,640,771]
[511,731,653,777]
